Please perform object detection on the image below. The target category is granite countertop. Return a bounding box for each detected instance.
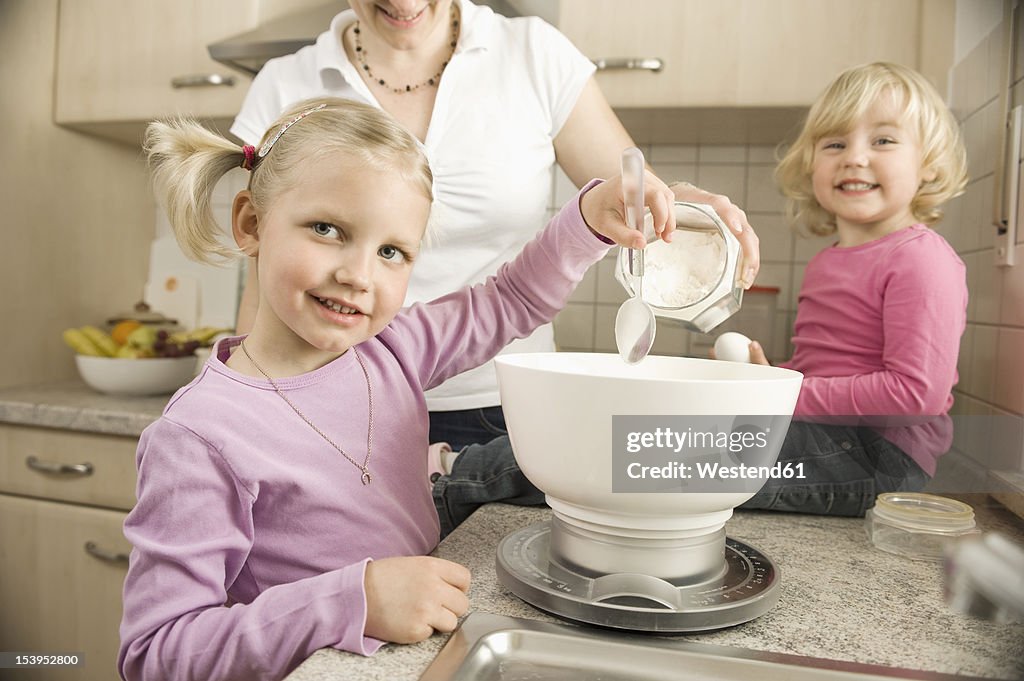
[287,502,1024,681]
[0,381,168,436]
[4,383,1022,679]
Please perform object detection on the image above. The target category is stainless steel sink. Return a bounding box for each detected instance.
[419,613,990,681]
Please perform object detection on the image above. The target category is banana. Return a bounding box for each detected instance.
[79,326,119,357]
[63,328,104,356]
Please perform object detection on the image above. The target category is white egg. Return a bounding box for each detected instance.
[713,332,752,363]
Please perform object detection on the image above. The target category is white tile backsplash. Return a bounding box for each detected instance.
[968,324,998,402]
[747,145,779,164]
[748,213,793,263]
[593,304,619,353]
[553,303,594,351]
[745,164,783,213]
[793,231,836,263]
[697,145,747,164]
[652,163,698,187]
[994,327,1024,413]
[1000,243,1024,326]
[695,165,747,205]
[649,145,698,164]
[965,250,1004,324]
[594,254,628,306]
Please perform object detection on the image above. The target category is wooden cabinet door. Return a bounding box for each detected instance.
[55,0,257,124]
[558,0,922,107]
[0,495,130,681]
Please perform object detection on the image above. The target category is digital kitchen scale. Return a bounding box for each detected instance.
[496,518,780,633]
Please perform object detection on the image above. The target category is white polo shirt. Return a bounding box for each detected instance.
[232,0,595,411]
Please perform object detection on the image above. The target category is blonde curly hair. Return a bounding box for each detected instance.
[775,62,967,236]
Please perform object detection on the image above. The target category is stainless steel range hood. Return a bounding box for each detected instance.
[209,1,523,77]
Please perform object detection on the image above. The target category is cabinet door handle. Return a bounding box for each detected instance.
[25,456,93,476]
[592,58,664,73]
[84,541,130,565]
[170,73,236,89]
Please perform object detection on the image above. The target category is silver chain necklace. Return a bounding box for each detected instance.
[240,340,374,485]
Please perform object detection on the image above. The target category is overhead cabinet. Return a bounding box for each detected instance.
[558,0,934,107]
[550,0,951,143]
[53,0,327,142]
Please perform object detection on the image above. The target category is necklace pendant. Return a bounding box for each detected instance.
[361,470,372,485]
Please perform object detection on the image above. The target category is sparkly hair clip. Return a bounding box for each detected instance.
[240,144,257,171]
[257,102,328,159]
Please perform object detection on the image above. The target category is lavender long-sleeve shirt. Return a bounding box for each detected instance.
[781,225,967,475]
[118,184,610,681]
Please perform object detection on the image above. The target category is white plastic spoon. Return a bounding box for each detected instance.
[614,147,656,364]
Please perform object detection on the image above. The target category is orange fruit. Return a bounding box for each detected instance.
[111,320,142,346]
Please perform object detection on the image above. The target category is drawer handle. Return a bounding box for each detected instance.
[171,73,236,88]
[25,456,94,476]
[84,541,130,565]
[592,57,664,73]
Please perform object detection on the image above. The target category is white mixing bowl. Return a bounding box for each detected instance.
[495,353,803,541]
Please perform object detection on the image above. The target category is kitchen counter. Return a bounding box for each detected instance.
[286,502,1024,681]
[2,382,1022,679]
[0,380,168,436]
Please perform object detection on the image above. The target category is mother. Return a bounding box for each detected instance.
[232,0,761,530]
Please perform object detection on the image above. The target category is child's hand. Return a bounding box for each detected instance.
[363,556,471,644]
[708,337,770,365]
[748,340,770,366]
[580,171,677,248]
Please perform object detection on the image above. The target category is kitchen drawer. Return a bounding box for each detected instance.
[0,494,129,681]
[0,424,137,511]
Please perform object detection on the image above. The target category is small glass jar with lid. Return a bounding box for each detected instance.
[865,492,981,561]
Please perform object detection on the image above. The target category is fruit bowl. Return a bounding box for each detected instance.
[75,355,198,397]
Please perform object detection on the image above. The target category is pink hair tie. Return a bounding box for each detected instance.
[241,144,257,171]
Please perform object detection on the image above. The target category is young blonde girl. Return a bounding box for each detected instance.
[739,62,968,516]
[118,97,676,681]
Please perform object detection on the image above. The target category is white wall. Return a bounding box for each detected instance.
[954,0,1005,63]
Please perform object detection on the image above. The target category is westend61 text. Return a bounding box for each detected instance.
[627,460,806,480]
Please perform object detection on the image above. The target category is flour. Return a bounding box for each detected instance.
[642,230,726,307]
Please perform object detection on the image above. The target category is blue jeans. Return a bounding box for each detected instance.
[430,419,930,539]
[428,406,508,451]
[431,435,545,539]
[739,421,929,516]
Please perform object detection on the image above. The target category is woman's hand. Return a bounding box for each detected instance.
[579,171,676,248]
[363,556,471,644]
[671,182,760,289]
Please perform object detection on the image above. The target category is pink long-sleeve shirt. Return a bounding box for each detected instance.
[781,224,967,475]
[117,184,611,681]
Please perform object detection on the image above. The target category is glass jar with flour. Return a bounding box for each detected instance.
[615,202,744,333]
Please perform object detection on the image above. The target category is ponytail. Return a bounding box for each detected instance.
[144,120,244,264]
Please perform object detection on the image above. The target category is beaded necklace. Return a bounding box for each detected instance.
[353,4,459,94]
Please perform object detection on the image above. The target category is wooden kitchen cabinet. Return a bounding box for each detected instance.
[0,424,137,681]
[557,0,937,108]
[54,0,327,141]
[55,1,255,127]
